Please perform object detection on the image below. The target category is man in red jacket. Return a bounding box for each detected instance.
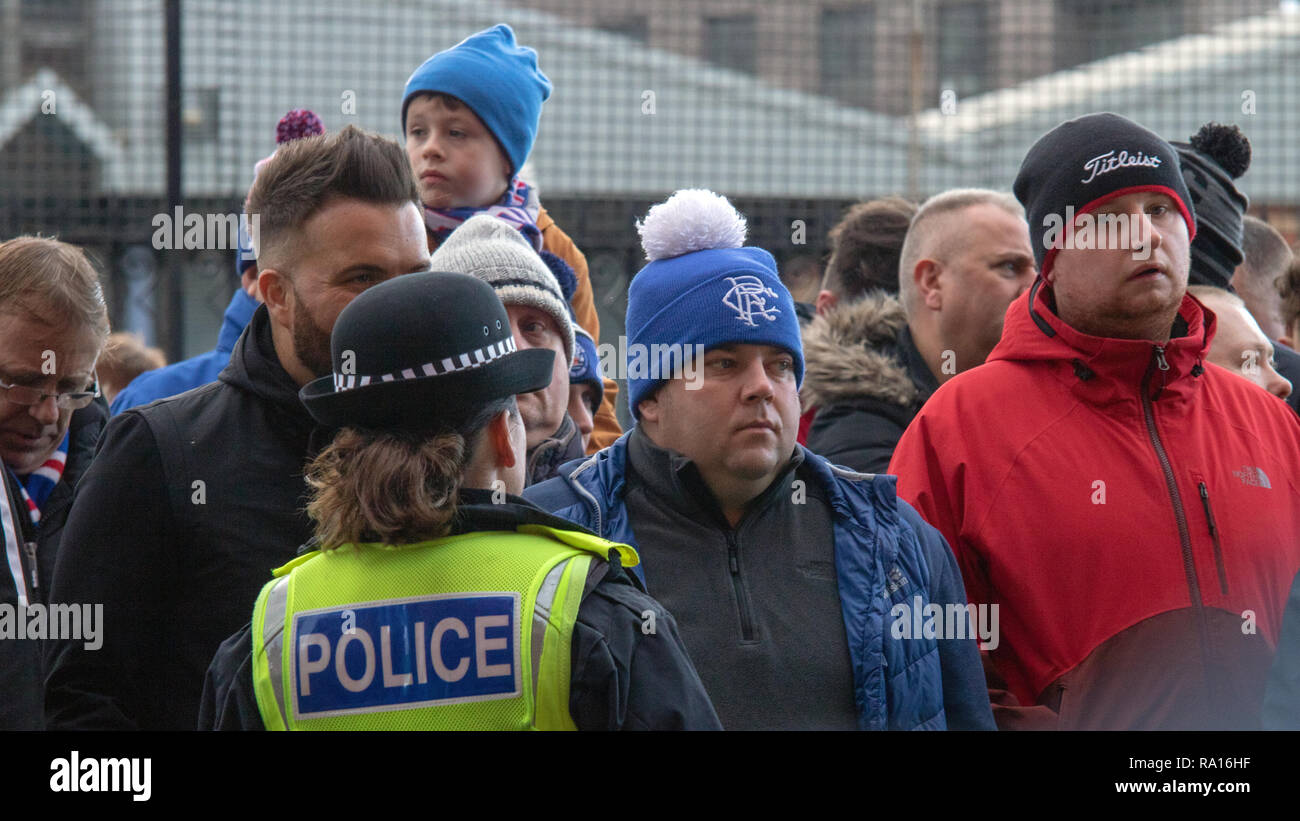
[889,112,1300,730]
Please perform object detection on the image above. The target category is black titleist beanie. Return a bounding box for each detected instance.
[1013,112,1197,277]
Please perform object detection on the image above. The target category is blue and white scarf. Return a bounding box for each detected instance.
[1,432,65,604]
[13,431,69,527]
[423,179,543,251]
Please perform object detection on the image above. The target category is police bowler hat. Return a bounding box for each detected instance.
[300,271,554,430]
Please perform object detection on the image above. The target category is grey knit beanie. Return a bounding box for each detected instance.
[430,214,575,364]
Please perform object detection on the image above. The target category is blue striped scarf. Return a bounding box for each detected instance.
[424,179,543,251]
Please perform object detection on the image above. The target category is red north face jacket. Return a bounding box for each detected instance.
[889,283,1300,730]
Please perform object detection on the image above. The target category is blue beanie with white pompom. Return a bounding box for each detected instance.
[626,189,803,417]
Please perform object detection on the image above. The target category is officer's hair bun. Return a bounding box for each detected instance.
[637,189,747,261]
[1190,122,1251,180]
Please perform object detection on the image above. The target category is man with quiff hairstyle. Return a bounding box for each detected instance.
[45,126,431,730]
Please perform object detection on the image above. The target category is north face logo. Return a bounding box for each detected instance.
[1232,466,1271,488]
[722,275,780,327]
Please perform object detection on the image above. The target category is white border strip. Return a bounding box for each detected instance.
[333,338,518,392]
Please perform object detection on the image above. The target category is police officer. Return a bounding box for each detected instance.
[200,272,719,730]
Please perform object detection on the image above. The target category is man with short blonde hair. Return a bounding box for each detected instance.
[0,236,109,729]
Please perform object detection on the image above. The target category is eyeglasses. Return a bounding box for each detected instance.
[0,375,101,410]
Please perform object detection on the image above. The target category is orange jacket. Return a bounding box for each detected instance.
[536,207,622,452]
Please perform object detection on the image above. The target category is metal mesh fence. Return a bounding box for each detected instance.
[2,0,1297,422]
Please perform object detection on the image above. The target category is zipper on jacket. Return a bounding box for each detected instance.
[23,541,38,593]
[1154,345,1169,372]
[726,531,758,642]
[1141,347,1216,705]
[1151,344,1170,398]
[1198,482,1228,596]
[569,458,603,537]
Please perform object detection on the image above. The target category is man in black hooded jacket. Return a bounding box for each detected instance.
[44,126,432,730]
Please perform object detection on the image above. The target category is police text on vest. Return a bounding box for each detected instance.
[292,593,520,718]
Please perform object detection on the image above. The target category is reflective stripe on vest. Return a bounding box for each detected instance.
[251,528,633,730]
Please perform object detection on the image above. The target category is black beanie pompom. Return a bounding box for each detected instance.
[1188,123,1251,180]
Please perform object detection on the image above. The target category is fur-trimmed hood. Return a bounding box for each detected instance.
[800,291,921,409]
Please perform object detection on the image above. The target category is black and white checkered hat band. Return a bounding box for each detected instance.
[332,337,518,392]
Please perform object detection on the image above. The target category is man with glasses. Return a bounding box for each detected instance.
[45,126,432,730]
[0,236,110,729]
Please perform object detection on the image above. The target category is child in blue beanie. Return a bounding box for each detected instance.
[401,23,621,452]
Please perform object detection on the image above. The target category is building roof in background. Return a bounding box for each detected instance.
[0,67,124,183]
[915,7,1300,202]
[17,0,1297,205]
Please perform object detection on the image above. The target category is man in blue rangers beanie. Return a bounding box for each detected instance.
[525,190,994,731]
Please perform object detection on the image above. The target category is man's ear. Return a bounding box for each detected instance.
[814,289,839,316]
[258,268,292,326]
[636,393,660,426]
[487,409,519,469]
[914,259,944,311]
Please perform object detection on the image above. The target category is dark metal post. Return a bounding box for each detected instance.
[164,0,183,359]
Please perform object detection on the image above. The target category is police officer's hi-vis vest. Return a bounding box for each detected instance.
[251,524,638,730]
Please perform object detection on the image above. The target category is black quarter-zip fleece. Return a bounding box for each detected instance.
[622,427,857,730]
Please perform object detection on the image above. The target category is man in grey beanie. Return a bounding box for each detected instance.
[431,214,583,484]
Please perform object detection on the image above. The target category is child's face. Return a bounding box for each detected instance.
[405,95,512,210]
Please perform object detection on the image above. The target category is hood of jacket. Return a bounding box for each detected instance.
[218,303,311,417]
[988,278,1215,408]
[216,288,260,355]
[800,292,921,409]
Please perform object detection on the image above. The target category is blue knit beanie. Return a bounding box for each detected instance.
[401,24,552,180]
[626,190,803,417]
[569,325,604,410]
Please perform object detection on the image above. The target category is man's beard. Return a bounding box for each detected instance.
[291,292,334,379]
